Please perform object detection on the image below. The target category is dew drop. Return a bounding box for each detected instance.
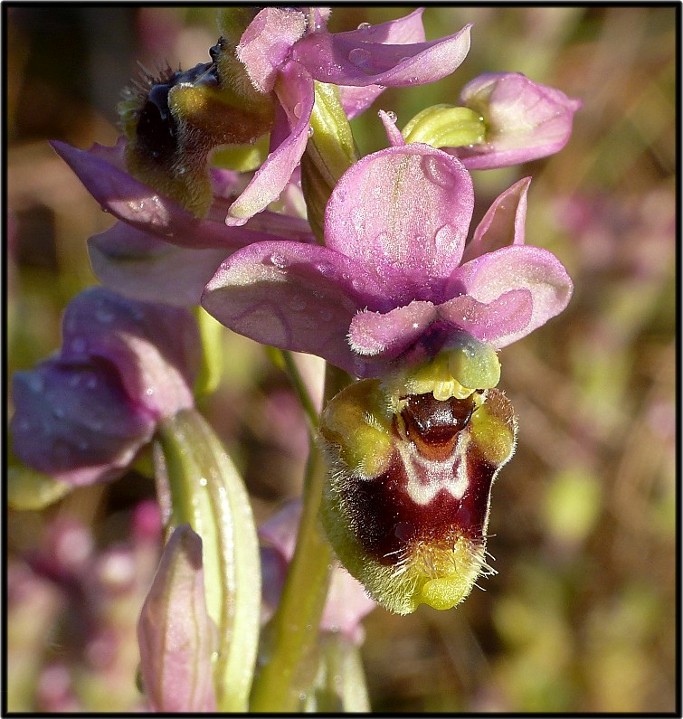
[382,110,397,123]
[348,48,372,70]
[421,155,455,189]
[307,125,314,138]
[269,253,289,270]
[293,102,303,119]
[357,21,372,31]
[435,224,457,249]
[199,477,208,487]
[145,387,155,396]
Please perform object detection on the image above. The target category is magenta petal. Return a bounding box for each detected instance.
[448,245,573,347]
[60,288,200,419]
[237,7,307,93]
[11,360,154,486]
[225,63,314,225]
[202,242,385,375]
[461,177,531,263]
[437,290,533,346]
[292,23,470,88]
[51,141,281,249]
[89,224,230,306]
[348,301,437,358]
[325,145,473,295]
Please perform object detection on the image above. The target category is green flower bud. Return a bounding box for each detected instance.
[319,358,517,615]
[402,104,486,149]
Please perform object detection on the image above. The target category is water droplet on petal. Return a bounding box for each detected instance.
[199,477,208,487]
[357,22,372,31]
[348,48,372,70]
[269,253,289,270]
[435,224,458,249]
[293,102,302,119]
[421,155,455,189]
[145,387,155,396]
[383,110,397,123]
[307,125,314,138]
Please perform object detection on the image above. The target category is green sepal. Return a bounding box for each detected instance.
[211,135,269,173]
[155,409,260,712]
[403,104,486,149]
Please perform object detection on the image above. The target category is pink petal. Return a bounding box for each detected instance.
[448,245,573,347]
[292,23,470,88]
[437,290,534,346]
[225,62,314,225]
[202,242,386,376]
[324,145,473,298]
[237,7,307,93]
[89,224,230,306]
[461,177,531,264]
[338,84,387,119]
[51,141,283,248]
[348,301,437,357]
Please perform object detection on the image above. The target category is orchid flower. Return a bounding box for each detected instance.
[202,127,573,381]
[10,287,200,485]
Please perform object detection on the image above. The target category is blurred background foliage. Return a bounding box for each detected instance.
[6,5,677,713]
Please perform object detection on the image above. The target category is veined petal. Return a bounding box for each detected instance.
[237,7,307,93]
[51,140,283,248]
[461,177,530,263]
[89,224,230,307]
[202,242,386,375]
[324,145,473,295]
[348,301,436,358]
[293,22,470,88]
[448,245,573,347]
[225,63,314,226]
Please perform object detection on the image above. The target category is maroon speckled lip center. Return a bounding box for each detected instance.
[345,436,495,566]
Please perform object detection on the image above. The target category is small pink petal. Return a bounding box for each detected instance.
[462,177,531,263]
[448,245,573,347]
[348,301,436,357]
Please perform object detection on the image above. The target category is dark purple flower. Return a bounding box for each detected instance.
[11,288,200,485]
[202,139,572,378]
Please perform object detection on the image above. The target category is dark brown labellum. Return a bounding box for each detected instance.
[399,392,475,461]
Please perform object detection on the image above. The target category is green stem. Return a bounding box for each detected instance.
[279,350,320,431]
[249,364,351,712]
